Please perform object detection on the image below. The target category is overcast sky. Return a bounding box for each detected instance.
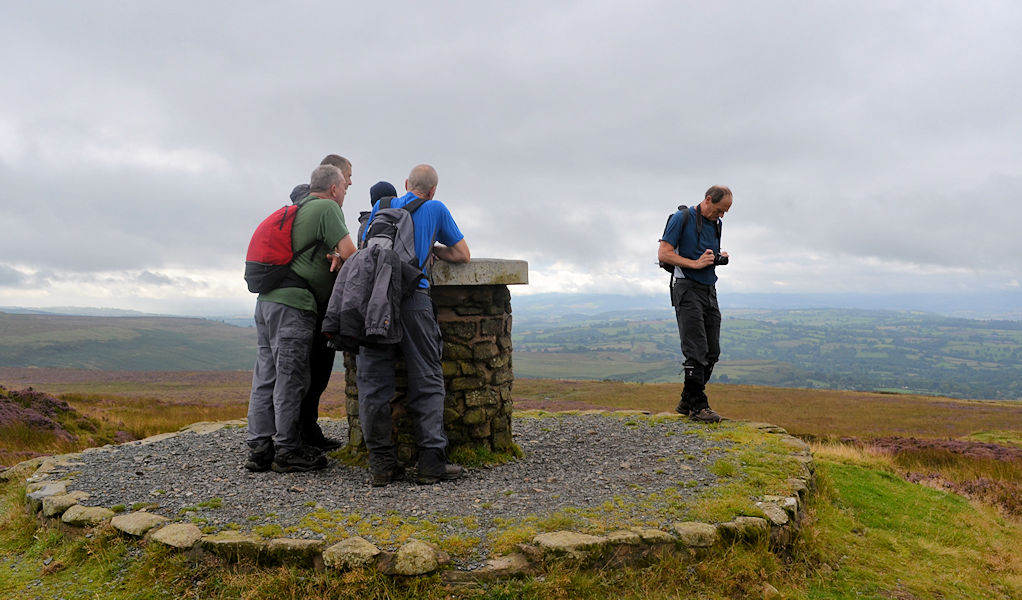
[2,1,1020,316]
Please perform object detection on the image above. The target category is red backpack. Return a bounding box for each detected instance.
[244,199,320,293]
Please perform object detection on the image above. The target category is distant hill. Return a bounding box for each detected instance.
[0,306,255,328]
[513,307,1022,401]
[512,290,1022,320]
[0,312,255,371]
[2,307,1021,400]
[0,306,158,317]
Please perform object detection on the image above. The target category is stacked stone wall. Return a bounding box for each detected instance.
[343,284,515,463]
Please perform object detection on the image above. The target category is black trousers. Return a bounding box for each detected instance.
[672,278,721,407]
[298,323,336,442]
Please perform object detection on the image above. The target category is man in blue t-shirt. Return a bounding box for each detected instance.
[658,186,733,423]
[357,164,470,486]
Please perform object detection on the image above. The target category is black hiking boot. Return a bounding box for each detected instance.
[271,445,328,473]
[370,464,406,487]
[689,407,724,423]
[305,433,344,452]
[680,364,707,416]
[416,463,465,485]
[244,440,274,472]
[675,394,694,416]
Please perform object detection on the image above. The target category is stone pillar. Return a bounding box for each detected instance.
[343,259,528,464]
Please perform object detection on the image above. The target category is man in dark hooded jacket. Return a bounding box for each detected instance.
[357,181,397,245]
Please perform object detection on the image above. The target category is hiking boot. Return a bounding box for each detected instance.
[416,463,465,485]
[244,440,274,472]
[690,407,723,423]
[271,445,328,473]
[370,464,406,487]
[675,398,693,416]
[306,434,344,452]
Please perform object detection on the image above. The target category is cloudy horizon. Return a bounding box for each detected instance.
[2,1,1020,317]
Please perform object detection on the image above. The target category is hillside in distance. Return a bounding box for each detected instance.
[0,312,255,371]
[2,307,1021,400]
[513,308,1022,401]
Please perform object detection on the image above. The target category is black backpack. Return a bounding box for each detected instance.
[658,204,722,274]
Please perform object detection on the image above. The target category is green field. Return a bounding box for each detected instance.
[515,308,1022,400]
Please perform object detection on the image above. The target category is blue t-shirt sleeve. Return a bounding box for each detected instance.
[660,211,685,248]
[434,202,464,247]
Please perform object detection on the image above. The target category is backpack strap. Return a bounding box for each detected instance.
[403,196,428,214]
[401,196,433,285]
[290,197,326,260]
[693,203,724,247]
[668,205,690,255]
[282,197,324,291]
[675,205,689,244]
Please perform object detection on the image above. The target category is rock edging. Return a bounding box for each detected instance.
[16,415,815,582]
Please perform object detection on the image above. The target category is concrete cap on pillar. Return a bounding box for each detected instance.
[431,259,528,287]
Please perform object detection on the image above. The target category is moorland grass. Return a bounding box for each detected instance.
[0,423,79,464]
[59,392,246,440]
[807,447,1022,599]
[889,446,1022,484]
[4,453,1022,599]
[4,368,1018,442]
[966,430,1022,449]
[2,374,1022,598]
[514,378,1022,439]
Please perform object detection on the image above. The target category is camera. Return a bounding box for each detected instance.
[713,252,729,266]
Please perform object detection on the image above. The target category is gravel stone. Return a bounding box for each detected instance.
[40,413,729,561]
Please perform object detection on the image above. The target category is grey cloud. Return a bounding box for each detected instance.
[770,174,1022,269]
[1,1,1020,303]
[137,271,176,286]
[0,264,52,290]
[0,264,29,287]
[136,271,202,288]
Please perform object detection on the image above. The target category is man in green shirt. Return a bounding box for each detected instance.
[290,155,353,451]
[245,164,357,473]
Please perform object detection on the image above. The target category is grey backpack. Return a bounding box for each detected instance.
[361,196,429,284]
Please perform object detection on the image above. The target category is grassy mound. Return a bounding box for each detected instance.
[0,386,132,467]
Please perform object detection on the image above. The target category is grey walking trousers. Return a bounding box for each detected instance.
[246,299,316,452]
[356,291,448,473]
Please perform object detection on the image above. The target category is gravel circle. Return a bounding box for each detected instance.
[45,413,731,565]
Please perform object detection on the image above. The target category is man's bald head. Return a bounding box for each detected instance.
[406,164,438,198]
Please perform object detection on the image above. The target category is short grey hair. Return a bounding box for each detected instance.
[320,154,351,173]
[407,164,438,195]
[310,164,344,193]
[705,185,732,204]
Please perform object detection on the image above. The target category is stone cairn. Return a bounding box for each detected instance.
[341,258,529,463]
